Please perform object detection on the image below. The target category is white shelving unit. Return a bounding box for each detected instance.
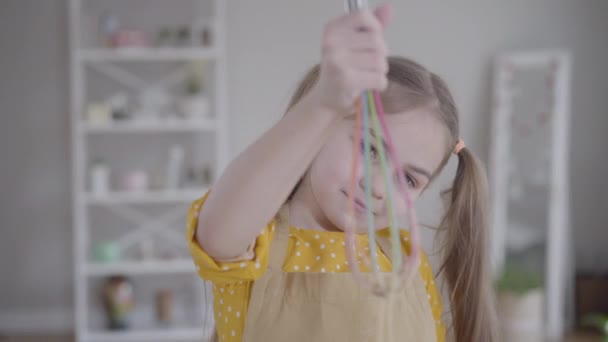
[86,259,199,277]
[69,1,226,341]
[78,47,219,62]
[87,327,206,342]
[81,118,218,134]
[84,188,208,205]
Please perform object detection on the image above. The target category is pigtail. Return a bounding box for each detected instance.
[284,57,499,340]
[438,148,498,342]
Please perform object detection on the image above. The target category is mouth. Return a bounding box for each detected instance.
[341,190,375,215]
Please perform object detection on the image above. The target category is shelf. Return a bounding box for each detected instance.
[85,189,207,205]
[70,2,227,341]
[78,47,218,62]
[85,259,198,276]
[87,327,206,342]
[82,119,217,133]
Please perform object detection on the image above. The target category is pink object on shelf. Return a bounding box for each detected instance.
[110,30,149,48]
[120,170,149,192]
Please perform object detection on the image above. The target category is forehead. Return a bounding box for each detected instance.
[344,107,449,174]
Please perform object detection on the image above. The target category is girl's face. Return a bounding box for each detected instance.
[294,108,449,233]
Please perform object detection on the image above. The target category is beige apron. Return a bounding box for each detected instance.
[241,206,437,342]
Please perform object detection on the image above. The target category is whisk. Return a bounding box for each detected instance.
[342,0,421,296]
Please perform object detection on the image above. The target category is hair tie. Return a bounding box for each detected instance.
[454,139,466,154]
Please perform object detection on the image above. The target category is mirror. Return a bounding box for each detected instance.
[490,51,572,341]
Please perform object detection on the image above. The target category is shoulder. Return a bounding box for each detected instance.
[187,191,277,284]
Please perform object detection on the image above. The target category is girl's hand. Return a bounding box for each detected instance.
[308,4,392,116]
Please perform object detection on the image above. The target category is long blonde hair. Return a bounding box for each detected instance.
[284,56,498,342]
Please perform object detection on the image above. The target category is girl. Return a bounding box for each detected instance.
[187,4,497,342]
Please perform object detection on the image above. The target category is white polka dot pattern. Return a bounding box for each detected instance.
[187,193,446,341]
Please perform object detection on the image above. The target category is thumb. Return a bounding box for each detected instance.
[373,3,393,28]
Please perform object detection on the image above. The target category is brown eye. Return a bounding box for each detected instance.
[370,145,378,159]
[404,173,417,188]
[359,141,378,159]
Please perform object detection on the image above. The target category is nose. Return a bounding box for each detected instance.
[358,167,386,200]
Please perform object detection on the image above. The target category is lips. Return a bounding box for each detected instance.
[353,198,366,211]
[342,190,376,215]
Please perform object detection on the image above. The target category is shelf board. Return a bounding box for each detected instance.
[85,259,198,276]
[78,47,218,62]
[82,119,217,133]
[87,327,206,342]
[85,189,207,205]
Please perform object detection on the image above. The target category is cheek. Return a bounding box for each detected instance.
[392,188,422,217]
[311,143,352,189]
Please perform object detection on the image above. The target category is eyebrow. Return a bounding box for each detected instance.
[366,128,432,181]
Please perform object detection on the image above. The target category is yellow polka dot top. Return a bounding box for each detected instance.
[187,192,446,342]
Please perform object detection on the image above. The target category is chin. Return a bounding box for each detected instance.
[321,191,383,233]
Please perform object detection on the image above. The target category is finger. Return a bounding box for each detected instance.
[373,3,393,28]
[349,52,389,73]
[352,70,389,91]
[342,31,388,54]
[337,9,383,34]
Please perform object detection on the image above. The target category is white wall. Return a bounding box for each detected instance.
[0,0,73,331]
[225,0,608,269]
[1,0,606,332]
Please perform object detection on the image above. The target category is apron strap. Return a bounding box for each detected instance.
[267,204,291,272]
[375,234,395,266]
[268,206,401,272]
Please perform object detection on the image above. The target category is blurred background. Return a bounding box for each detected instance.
[0,0,606,341]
